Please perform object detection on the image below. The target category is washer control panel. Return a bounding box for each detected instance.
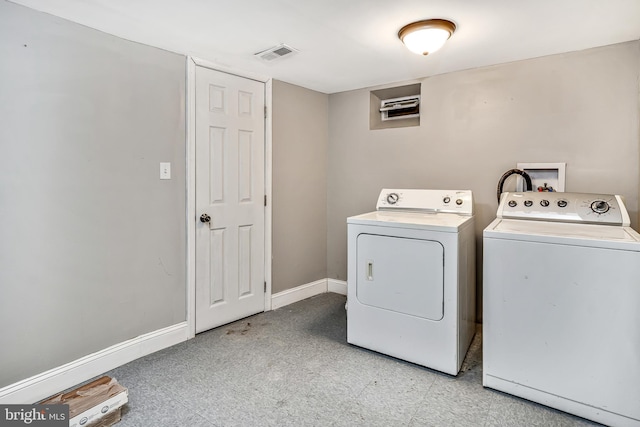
[497,192,630,226]
[376,189,473,215]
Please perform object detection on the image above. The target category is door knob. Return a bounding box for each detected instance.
[200,213,211,223]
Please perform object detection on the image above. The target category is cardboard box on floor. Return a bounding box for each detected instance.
[40,376,128,427]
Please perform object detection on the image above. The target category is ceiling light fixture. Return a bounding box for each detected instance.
[398,19,456,56]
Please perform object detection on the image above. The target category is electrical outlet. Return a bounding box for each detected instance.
[160,162,171,180]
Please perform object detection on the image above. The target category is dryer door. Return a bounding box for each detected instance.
[356,234,444,320]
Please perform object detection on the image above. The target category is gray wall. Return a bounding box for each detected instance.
[327,41,640,319]
[272,80,329,293]
[0,2,186,387]
[2,0,638,389]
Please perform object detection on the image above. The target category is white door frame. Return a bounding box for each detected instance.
[186,56,273,338]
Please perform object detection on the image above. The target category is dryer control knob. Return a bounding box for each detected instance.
[557,200,568,208]
[524,200,533,207]
[386,193,399,205]
[591,200,610,214]
[456,199,463,205]
[443,197,451,204]
[508,200,517,207]
[540,200,550,207]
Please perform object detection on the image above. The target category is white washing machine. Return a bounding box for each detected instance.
[347,189,476,375]
[483,191,640,427]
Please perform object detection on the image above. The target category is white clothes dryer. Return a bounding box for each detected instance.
[347,189,476,375]
[483,191,640,427]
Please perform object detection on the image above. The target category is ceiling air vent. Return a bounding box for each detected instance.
[380,95,421,121]
[254,44,298,62]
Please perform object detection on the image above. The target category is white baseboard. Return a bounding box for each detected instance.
[0,322,189,405]
[2,279,347,404]
[271,279,328,310]
[327,279,347,295]
[271,278,348,310]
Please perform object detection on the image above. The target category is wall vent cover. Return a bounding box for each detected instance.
[380,95,421,121]
[254,44,298,62]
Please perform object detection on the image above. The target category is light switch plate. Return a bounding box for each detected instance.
[160,162,171,180]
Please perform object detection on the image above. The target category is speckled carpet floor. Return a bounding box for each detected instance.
[103,293,599,426]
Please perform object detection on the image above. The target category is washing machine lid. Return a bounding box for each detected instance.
[484,218,640,250]
[348,210,473,232]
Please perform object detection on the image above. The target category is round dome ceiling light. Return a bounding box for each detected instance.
[398,19,456,56]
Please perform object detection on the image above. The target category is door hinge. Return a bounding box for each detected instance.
[264,194,267,206]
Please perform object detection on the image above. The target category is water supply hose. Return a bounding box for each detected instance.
[497,169,533,203]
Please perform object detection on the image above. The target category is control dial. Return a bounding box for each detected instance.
[386,193,399,205]
[540,200,550,207]
[524,200,533,207]
[443,196,451,204]
[590,200,610,214]
[508,200,517,207]
[456,199,463,205]
[557,200,568,208]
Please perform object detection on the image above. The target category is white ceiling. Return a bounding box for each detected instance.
[9,0,640,94]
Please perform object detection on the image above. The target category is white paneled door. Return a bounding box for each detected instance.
[195,67,266,333]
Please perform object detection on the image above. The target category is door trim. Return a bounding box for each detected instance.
[186,56,273,338]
